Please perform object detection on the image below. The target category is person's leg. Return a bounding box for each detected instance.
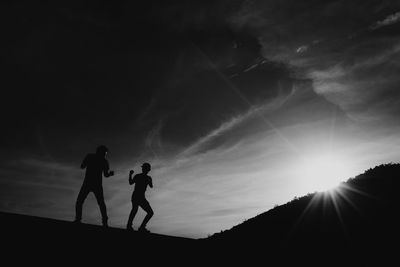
[127,201,139,230]
[93,186,108,226]
[138,199,154,231]
[75,185,90,222]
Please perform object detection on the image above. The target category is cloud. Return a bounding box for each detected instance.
[308,39,400,121]
[371,11,400,30]
[206,206,261,219]
[144,118,166,156]
[179,105,260,157]
[0,156,81,221]
[296,46,309,53]
[225,1,400,66]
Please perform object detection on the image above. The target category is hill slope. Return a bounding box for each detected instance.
[1,211,199,265]
[205,163,400,265]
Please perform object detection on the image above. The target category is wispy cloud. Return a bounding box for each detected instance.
[178,107,257,157]
[178,92,293,158]
[0,157,81,221]
[144,118,165,158]
[296,45,309,53]
[371,11,400,30]
[308,39,400,121]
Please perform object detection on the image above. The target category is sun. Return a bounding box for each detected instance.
[297,153,354,193]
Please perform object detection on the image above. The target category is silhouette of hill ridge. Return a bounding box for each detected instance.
[204,163,400,265]
[0,211,194,240]
[1,211,199,265]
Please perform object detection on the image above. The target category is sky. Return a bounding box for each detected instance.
[1,0,400,238]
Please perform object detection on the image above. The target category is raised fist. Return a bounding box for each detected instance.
[109,171,114,176]
[129,170,134,175]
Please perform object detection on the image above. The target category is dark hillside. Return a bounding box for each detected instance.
[1,212,199,266]
[206,163,400,265]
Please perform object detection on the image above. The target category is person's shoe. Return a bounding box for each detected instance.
[73,219,82,224]
[126,225,134,231]
[102,220,109,228]
[138,227,150,233]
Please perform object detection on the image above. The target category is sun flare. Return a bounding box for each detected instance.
[295,152,355,193]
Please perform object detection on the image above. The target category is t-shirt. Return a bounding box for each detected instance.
[81,153,109,186]
[131,173,152,197]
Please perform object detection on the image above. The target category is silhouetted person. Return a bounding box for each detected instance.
[75,145,114,227]
[127,162,154,233]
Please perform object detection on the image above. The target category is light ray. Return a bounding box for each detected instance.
[332,187,360,214]
[328,189,348,237]
[284,192,323,241]
[328,106,338,152]
[339,183,377,199]
[286,179,376,243]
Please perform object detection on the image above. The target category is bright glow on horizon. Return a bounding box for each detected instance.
[293,152,357,193]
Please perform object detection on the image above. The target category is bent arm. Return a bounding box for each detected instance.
[104,170,114,177]
[129,170,134,185]
[80,155,88,169]
[149,177,153,188]
[103,161,114,178]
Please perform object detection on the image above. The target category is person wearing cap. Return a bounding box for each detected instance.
[126,162,154,232]
[74,145,114,227]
